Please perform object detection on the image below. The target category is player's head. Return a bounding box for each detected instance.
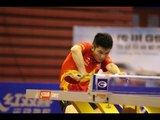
[92,33,113,62]
[92,33,113,49]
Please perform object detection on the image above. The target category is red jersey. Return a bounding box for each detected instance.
[60,42,112,91]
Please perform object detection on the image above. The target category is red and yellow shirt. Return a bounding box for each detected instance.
[60,42,112,91]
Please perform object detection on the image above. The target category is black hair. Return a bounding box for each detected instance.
[92,33,113,49]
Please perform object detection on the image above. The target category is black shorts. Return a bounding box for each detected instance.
[59,101,98,113]
[59,101,72,113]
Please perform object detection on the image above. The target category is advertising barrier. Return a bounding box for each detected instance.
[0,82,62,113]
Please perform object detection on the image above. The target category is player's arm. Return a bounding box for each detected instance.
[70,45,87,77]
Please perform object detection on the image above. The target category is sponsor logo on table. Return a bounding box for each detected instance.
[97,79,108,90]
[39,90,51,100]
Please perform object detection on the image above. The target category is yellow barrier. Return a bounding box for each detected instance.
[67,103,160,113]
[143,106,160,113]
[96,103,119,113]
[71,102,147,113]
[71,102,95,113]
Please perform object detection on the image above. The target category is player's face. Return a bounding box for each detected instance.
[92,46,111,62]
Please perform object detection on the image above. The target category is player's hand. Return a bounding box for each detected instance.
[69,73,85,82]
[104,71,127,75]
[63,70,89,84]
[118,71,127,75]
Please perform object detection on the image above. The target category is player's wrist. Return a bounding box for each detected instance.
[79,71,87,77]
